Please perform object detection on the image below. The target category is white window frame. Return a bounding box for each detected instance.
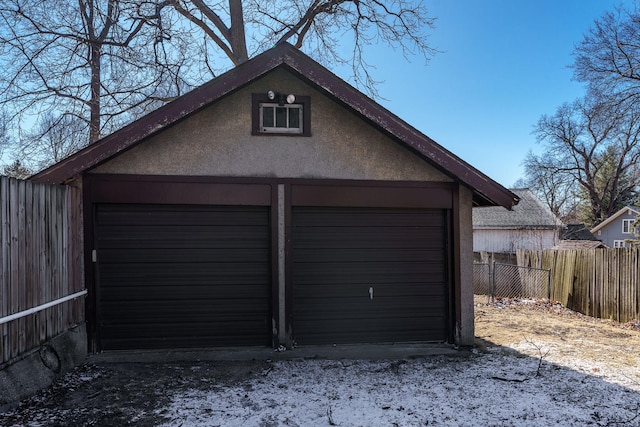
[622,219,635,234]
[613,240,626,248]
[259,103,303,134]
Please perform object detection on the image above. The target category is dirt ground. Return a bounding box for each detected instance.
[1,298,639,426]
[474,296,640,373]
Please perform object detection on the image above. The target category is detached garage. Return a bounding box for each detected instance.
[32,43,518,352]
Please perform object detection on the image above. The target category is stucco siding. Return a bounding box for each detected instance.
[91,68,451,182]
[457,185,474,346]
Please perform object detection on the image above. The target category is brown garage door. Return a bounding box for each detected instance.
[292,207,448,345]
[95,204,271,350]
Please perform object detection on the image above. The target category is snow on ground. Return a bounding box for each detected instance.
[154,350,640,427]
[4,299,640,426]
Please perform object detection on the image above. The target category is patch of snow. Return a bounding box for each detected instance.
[156,352,640,427]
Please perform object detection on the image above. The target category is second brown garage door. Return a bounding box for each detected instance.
[292,207,448,345]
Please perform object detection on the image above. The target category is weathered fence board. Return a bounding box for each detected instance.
[517,248,640,323]
[0,176,84,365]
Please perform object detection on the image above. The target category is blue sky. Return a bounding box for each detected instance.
[1,1,627,183]
[351,0,630,188]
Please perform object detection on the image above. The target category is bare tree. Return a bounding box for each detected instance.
[533,97,640,226]
[519,152,582,224]
[17,112,90,170]
[523,3,640,227]
[167,0,437,97]
[0,0,187,149]
[0,111,8,161]
[573,5,640,108]
[1,0,437,169]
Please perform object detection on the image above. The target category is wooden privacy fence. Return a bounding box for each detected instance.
[0,176,84,365]
[517,248,640,323]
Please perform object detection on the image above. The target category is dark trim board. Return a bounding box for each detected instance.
[291,184,453,208]
[84,174,272,206]
[82,174,458,350]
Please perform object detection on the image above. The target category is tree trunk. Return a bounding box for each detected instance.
[89,45,101,143]
[229,0,248,63]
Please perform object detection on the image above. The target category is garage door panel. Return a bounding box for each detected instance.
[293,262,445,284]
[100,301,269,322]
[294,293,447,309]
[97,226,269,247]
[292,209,444,227]
[96,204,271,350]
[100,283,270,301]
[293,227,445,249]
[295,319,446,345]
[101,324,268,350]
[293,207,448,345]
[99,248,270,263]
[98,277,269,291]
[99,262,269,279]
[101,321,269,338]
[293,282,446,298]
[98,205,268,226]
[296,282,445,306]
[300,315,443,332]
[293,302,447,319]
[293,248,443,263]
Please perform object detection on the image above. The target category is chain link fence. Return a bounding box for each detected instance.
[473,262,550,302]
[473,263,491,295]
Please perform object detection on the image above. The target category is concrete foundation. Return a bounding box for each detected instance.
[87,343,463,364]
[0,324,87,409]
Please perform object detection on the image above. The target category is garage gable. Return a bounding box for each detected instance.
[31,42,518,209]
[90,68,451,183]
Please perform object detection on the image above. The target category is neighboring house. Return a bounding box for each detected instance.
[473,188,561,253]
[591,206,640,248]
[32,43,517,351]
[553,224,606,250]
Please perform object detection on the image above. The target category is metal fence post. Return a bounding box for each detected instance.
[487,263,491,304]
[491,261,496,303]
[547,269,551,300]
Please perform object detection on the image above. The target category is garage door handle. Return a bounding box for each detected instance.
[369,287,374,300]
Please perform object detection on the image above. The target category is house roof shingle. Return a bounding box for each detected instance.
[552,240,607,250]
[473,188,560,229]
[561,224,600,241]
[31,43,518,210]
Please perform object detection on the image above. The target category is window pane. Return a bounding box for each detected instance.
[263,107,274,127]
[276,107,287,127]
[289,107,300,129]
